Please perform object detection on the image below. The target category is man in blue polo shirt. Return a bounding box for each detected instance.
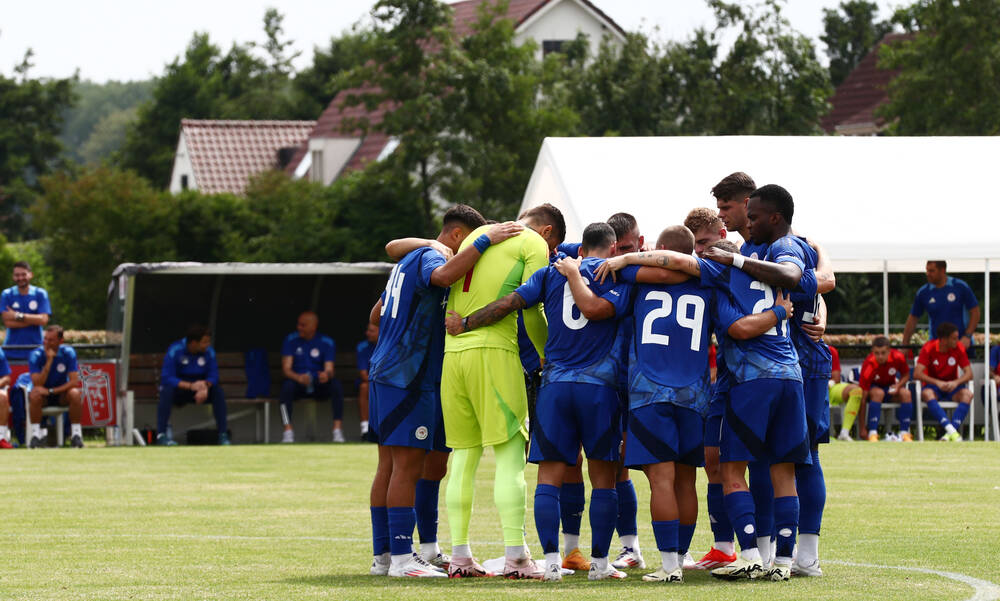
[280,311,341,443]
[903,261,979,357]
[158,325,228,446]
[28,325,83,448]
[1,261,52,361]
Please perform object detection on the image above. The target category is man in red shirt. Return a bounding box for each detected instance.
[858,337,913,442]
[915,322,973,442]
[828,345,863,441]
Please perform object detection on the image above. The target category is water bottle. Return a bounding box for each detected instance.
[306,373,315,395]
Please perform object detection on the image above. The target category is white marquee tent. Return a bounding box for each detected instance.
[518,136,999,437]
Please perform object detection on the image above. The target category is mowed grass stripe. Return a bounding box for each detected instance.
[2,441,997,600]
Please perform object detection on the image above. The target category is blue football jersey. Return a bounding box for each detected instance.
[160,339,218,388]
[369,247,448,390]
[1,285,52,359]
[29,345,79,388]
[699,257,802,384]
[515,257,632,387]
[771,236,832,379]
[910,276,978,339]
[281,333,335,375]
[623,265,741,413]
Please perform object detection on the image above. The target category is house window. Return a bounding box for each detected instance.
[310,150,323,183]
[543,40,568,56]
[180,175,189,191]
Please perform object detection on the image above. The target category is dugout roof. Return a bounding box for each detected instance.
[519,136,1000,273]
[107,262,393,368]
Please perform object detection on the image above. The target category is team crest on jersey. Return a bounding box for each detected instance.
[56,363,66,373]
[948,357,956,366]
[889,367,897,376]
[415,426,428,440]
[310,348,320,358]
[750,252,759,260]
[197,357,206,366]
[28,300,38,311]
[947,292,956,302]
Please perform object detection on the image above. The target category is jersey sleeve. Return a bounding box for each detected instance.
[0,290,9,310]
[418,248,448,289]
[281,335,295,357]
[37,289,52,315]
[910,288,926,317]
[711,289,743,335]
[0,351,10,377]
[618,265,640,284]
[160,346,180,389]
[958,279,979,309]
[205,348,220,385]
[769,237,807,272]
[956,345,971,368]
[514,267,547,308]
[792,268,819,300]
[356,342,370,373]
[990,346,1000,374]
[698,258,729,292]
[65,347,79,373]
[598,282,632,318]
[858,357,876,390]
[916,343,931,368]
[829,345,841,372]
[28,350,43,374]
[323,337,336,363]
[893,353,910,379]
[557,242,581,259]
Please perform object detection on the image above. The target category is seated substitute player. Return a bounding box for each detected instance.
[597,189,815,582]
[858,337,913,442]
[828,344,864,441]
[0,347,12,448]
[368,207,523,578]
[157,325,228,446]
[447,222,633,581]
[915,322,973,442]
[591,226,794,583]
[991,344,1000,388]
[279,311,342,443]
[28,325,84,448]
[356,321,378,440]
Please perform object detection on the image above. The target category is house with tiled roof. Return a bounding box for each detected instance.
[822,33,914,135]
[169,119,315,195]
[287,0,625,184]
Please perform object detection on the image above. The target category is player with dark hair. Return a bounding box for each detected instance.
[447,222,633,581]
[2,260,52,361]
[858,337,913,441]
[915,322,973,442]
[367,205,522,578]
[155,324,227,446]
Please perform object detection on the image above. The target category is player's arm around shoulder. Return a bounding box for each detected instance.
[553,257,616,321]
[429,222,524,288]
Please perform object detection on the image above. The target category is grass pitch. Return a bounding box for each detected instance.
[4,440,1000,600]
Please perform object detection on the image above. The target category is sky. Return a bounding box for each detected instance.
[1,0,899,83]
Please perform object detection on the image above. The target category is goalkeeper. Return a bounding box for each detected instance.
[441,204,563,579]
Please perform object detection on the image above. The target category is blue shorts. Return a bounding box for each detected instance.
[721,378,810,465]
[704,389,726,448]
[922,383,960,403]
[370,382,449,452]
[625,403,704,468]
[803,376,830,446]
[528,382,621,465]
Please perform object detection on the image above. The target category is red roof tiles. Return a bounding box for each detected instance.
[822,33,914,134]
[180,119,315,194]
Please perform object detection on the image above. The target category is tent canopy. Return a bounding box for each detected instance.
[519,136,1000,273]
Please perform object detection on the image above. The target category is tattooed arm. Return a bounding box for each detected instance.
[444,292,528,336]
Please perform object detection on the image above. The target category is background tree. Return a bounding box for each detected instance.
[291,28,374,119]
[0,49,75,240]
[878,0,1000,135]
[59,79,152,164]
[821,1,893,87]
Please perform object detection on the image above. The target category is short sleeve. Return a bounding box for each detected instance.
[698,258,729,292]
[858,358,876,390]
[28,350,43,374]
[357,343,370,372]
[990,346,1000,373]
[712,290,743,335]
[829,345,841,371]
[956,346,970,368]
[618,265,640,284]
[910,288,926,317]
[0,352,10,377]
[598,282,632,318]
[37,290,52,315]
[281,335,295,357]
[917,343,931,367]
[324,338,336,362]
[64,347,79,373]
[769,237,806,272]
[793,268,818,299]
[419,249,447,289]
[557,242,581,259]
[958,280,979,309]
[514,267,547,308]
[0,290,9,308]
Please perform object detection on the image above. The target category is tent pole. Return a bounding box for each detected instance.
[985,259,994,441]
[883,260,890,337]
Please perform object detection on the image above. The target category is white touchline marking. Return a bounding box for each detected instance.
[827,560,1000,601]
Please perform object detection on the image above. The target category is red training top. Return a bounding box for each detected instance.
[828,345,841,373]
[917,339,969,381]
[859,349,909,390]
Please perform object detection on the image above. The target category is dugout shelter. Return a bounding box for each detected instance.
[107,262,393,444]
[519,136,1000,439]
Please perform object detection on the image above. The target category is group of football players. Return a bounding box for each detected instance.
[364,170,844,582]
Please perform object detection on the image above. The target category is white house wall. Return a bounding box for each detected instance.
[515,0,624,61]
[307,137,362,185]
[168,133,195,194]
